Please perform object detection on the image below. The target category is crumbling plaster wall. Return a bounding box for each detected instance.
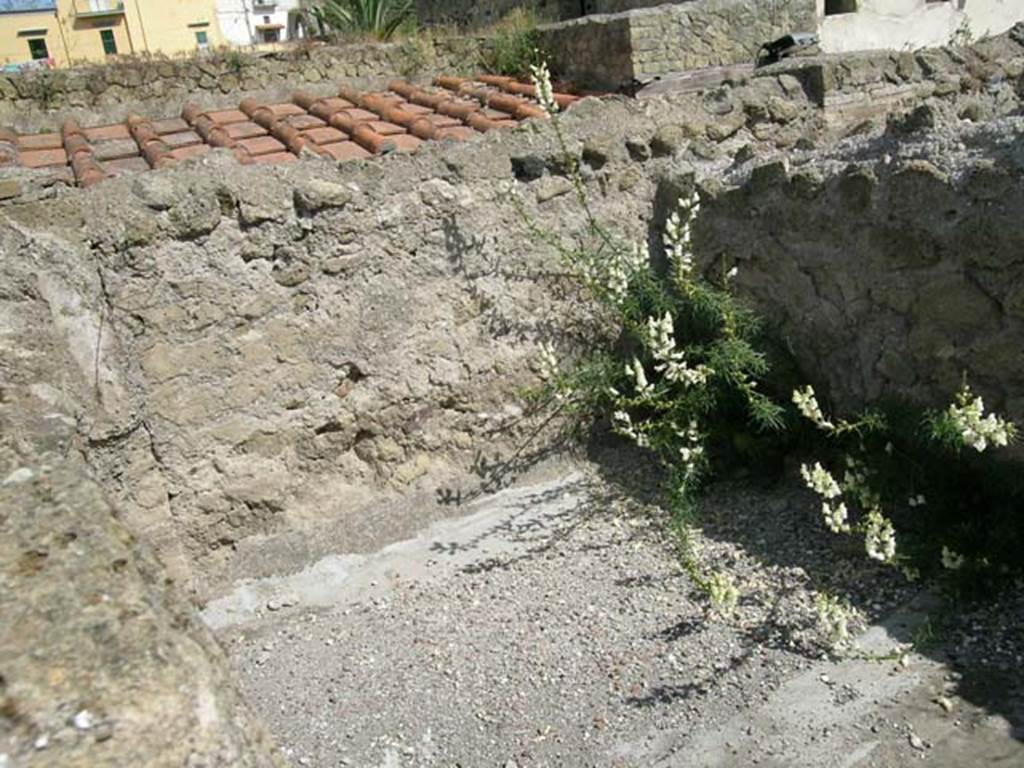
[0,224,284,766]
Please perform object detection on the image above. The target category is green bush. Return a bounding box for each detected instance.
[484,7,545,77]
[309,0,415,42]
[521,63,1023,637]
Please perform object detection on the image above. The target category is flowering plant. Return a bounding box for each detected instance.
[523,61,1022,637]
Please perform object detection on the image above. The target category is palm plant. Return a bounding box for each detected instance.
[309,0,414,41]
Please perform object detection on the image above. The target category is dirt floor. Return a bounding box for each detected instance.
[204,463,1024,767]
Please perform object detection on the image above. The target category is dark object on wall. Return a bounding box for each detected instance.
[756,32,819,67]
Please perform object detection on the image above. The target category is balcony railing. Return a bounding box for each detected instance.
[73,0,125,17]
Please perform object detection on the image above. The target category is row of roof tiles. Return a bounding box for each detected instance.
[0,75,586,189]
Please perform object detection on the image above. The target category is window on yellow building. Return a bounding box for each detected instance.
[27,38,48,60]
[100,29,117,55]
[195,30,209,49]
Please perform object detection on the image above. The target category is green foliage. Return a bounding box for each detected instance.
[394,33,434,77]
[484,7,545,76]
[520,62,1023,631]
[25,70,67,110]
[794,387,1021,592]
[310,0,415,41]
[223,48,247,75]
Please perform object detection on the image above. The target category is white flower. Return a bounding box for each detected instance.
[591,243,647,304]
[726,265,739,280]
[647,312,675,359]
[663,191,701,282]
[626,357,653,397]
[864,508,897,563]
[941,546,965,570]
[612,410,649,448]
[625,241,650,273]
[792,385,834,430]
[822,501,850,533]
[800,462,841,499]
[946,385,1014,452]
[842,456,879,508]
[528,60,559,115]
[908,494,926,508]
[645,311,713,387]
[537,341,559,381]
[815,593,851,645]
[707,571,739,614]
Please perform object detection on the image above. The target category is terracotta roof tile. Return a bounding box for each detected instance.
[321,141,372,162]
[206,109,248,125]
[83,124,131,143]
[151,117,191,135]
[251,151,297,164]
[225,121,267,140]
[17,133,62,151]
[237,135,287,156]
[92,138,141,162]
[303,126,347,145]
[317,97,356,111]
[1,73,594,192]
[368,121,406,136]
[437,126,477,141]
[400,103,433,116]
[284,114,326,130]
[105,156,151,175]
[20,148,67,168]
[389,134,422,154]
[424,114,463,128]
[170,144,211,161]
[161,131,204,149]
[340,108,379,123]
[268,103,306,117]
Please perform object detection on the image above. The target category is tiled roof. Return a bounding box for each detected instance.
[0,0,56,13]
[0,75,589,189]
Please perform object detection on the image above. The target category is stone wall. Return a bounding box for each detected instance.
[704,135,1024,417]
[0,36,486,130]
[540,0,816,89]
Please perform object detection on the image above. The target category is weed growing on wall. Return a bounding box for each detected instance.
[522,62,1022,645]
[484,8,546,77]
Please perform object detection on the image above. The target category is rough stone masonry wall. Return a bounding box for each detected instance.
[540,0,816,89]
[703,126,1024,418]
[0,36,486,131]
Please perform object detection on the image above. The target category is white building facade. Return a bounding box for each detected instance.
[215,0,305,47]
[818,0,1023,53]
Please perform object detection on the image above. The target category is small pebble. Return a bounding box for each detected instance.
[73,710,93,731]
[909,733,926,750]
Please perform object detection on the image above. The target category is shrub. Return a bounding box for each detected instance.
[483,7,545,77]
[521,62,1023,639]
[309,0,415,42]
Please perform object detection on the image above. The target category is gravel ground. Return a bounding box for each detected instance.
[212,463,1022,767]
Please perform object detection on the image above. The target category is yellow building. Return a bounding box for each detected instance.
[0,0,225,69]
